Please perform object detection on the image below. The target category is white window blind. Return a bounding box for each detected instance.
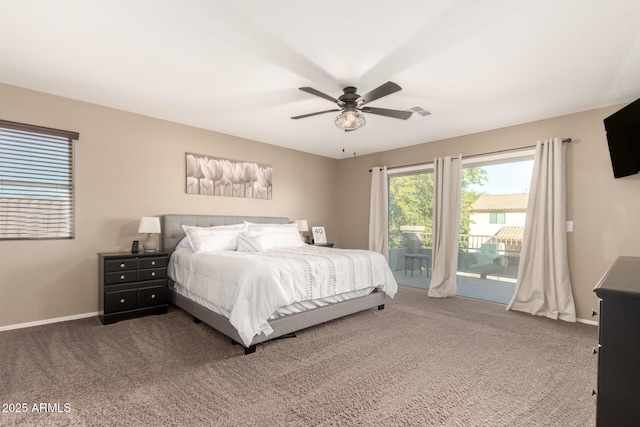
[0,120,79,240]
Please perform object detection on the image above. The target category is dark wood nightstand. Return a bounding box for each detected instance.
[313,243,334,248]
[98,252,169,325]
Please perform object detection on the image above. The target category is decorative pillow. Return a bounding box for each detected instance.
[181,223,247,252]
[237,231,266,252]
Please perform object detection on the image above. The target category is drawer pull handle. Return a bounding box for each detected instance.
[151,272,156,277]
[591,309,598,317]
[120,263,125,268]
[151,261,156,266]
[120,298,125,304]
[120,275,125,280]
[151,294,156,299]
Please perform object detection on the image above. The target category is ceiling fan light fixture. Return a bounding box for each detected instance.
[335,110,365,131]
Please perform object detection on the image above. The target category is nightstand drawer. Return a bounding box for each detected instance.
[104,258,138,272]
[105,270,138,285]
[138,285,167,308]
[138,268,166,281]
[139,257,167,269]
[105,289,137,313]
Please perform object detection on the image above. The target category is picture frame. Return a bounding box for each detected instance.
[185,152,272,199]
[312,226,327,244]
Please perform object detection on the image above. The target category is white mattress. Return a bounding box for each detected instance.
[168,245,398,346]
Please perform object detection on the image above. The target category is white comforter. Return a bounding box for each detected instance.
[168,245,398,346]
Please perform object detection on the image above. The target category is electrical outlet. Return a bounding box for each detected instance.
[566,221,573,232]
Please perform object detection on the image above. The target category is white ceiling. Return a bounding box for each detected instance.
[1,1,639,159]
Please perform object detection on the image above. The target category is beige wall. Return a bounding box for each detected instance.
[0,83,339,327]
[336,106,640,321]
[2,81,639,327]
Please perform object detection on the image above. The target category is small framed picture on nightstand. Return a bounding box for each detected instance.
[312,226,327,244]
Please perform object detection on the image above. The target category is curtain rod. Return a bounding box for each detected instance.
[369,138,571,172]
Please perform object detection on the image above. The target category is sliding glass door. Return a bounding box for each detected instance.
[456,157,533,303]
[388,172,433,289]
[387,151,534,304]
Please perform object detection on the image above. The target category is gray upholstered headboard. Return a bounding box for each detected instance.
[161,214,289,254]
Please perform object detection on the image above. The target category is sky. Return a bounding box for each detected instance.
[467,160,534,195]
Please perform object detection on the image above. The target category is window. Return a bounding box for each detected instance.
[490,212,506,224]
[0,120,79,240]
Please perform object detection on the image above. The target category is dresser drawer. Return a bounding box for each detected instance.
[139,257,167,269]
[138,285,167,308]
[105,270,138,285]
[138,268,167,281]
[104,258,138,272]
[104,289,137,313]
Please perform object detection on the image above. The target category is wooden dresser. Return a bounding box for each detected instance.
[593,256,640,426]
[98,252,169,325]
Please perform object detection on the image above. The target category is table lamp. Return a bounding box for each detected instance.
[138,216,161,253]
[295,219,309,242]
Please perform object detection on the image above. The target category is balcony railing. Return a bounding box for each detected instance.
[390,230,522,281]
[392,231,522,256]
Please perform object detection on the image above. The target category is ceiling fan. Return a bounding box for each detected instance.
[291,81,412,132]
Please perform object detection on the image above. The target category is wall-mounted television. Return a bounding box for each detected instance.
[604,97,640,178]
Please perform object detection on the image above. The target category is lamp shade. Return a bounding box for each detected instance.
[138,217,161,234]
[295,219,309,232]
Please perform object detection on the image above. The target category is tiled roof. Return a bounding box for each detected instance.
[493,226,525,240]
[470,193,528,212]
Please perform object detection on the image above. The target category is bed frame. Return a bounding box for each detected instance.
[162,214,386,355]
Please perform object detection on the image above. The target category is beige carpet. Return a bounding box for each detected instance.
[0,286,597,426]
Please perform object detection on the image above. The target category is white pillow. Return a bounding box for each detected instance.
[263,231,305,249]
[246,222,299,233]
[175,236,192,250]
[245,223,305,250]
[181,223,247,252]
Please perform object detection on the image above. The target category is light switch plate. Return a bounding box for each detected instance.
[566,221,573,232]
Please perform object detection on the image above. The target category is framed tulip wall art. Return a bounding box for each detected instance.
[186,153,272,199]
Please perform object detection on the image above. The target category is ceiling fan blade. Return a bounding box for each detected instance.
[299,87,341,104]
[291,109,341,120]
[361,106,412,120]
[357,81,402,106]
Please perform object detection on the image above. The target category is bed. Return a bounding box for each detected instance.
[162,214,397,354]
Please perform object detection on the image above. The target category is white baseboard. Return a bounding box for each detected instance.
[576,317,598,326]
[0,311,99,332]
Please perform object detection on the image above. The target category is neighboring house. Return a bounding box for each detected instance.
[469,193,528,255]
